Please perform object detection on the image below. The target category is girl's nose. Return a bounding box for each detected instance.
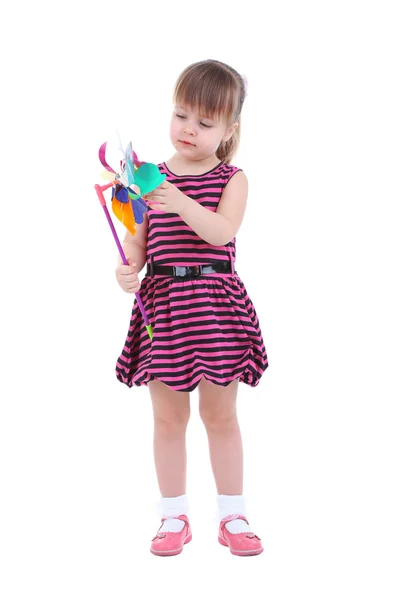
[184,122,196,135]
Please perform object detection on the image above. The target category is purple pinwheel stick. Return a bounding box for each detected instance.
[94,182,153,340]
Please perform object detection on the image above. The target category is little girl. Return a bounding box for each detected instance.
[115,59,269,556]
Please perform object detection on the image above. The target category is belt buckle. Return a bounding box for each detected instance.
[174,267,187,277]
[174,266,202,278]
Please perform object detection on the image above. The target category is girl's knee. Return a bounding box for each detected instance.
[198,379,239,428]
[199,407,237,430]
[153,409,190,430]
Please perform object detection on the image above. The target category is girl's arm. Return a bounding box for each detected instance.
[180,171,248,246]
[117,212,149,273]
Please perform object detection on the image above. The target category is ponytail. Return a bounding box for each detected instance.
[216,120,241,164]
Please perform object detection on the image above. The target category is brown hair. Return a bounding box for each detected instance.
[173,59,246,164]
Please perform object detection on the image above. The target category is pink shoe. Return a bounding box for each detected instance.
[150,514,192,556]
[218,514,264,556]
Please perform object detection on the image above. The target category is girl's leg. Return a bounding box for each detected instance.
[198,377,242,494]
[148,379,191,497]
[198,377,255,535]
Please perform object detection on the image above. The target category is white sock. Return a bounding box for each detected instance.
[158,494,188,533]
[217,494,252,534]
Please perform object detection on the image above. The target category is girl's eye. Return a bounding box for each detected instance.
[176,113,212,128]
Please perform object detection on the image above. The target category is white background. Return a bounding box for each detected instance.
[1,1,399,598]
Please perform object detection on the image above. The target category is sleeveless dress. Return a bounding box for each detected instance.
[115,161,269,392]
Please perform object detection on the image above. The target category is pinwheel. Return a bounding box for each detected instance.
[94,140,166,340]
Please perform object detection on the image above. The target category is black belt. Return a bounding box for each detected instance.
[146,261,233,278]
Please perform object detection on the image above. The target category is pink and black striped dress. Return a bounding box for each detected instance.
[115,161,269,392]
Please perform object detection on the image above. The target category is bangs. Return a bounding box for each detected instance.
[174,64,239,121]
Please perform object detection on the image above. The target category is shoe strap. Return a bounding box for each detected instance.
[155,514,189,537]
[160,514,188,525]
[221,513,249,525]
[220,514,261,538]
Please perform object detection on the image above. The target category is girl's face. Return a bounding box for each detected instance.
[170,104,237,161]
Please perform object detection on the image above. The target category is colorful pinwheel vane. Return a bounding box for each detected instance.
[98,140,166,235]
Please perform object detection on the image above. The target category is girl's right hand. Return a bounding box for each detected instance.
[115,258,141,294]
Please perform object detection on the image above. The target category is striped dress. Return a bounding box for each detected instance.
[115,161,269,392]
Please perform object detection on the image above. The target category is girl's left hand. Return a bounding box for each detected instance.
[143,181,187,215]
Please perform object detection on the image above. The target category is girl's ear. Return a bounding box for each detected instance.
[222,121,239,143]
